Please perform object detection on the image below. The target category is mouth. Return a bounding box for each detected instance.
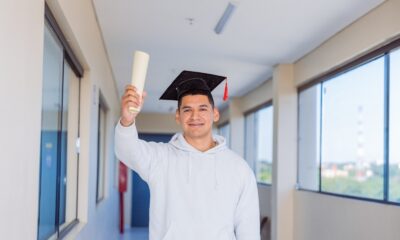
[188,123,204,127]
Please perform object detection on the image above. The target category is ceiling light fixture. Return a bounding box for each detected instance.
[214,2,237,34]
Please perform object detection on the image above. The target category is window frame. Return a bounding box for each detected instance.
[96,91,108,204]
[45,4,83,78]
[297,36,400,206]
[244,100,273,185]
[37,4,83,239]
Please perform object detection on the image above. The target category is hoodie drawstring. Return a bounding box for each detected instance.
[187,152,192,184]
[214,155,219,190]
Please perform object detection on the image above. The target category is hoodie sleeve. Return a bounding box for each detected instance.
[115,120,163,182]
[234,166,261,240]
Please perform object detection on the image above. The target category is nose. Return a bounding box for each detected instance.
[190,109,200,120]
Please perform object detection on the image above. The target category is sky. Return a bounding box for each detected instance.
[257,106,273,162]
[318,49,400,164]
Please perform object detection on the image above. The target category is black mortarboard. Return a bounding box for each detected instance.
[159,70,227,101]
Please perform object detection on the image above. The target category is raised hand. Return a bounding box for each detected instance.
[120,85,147,127]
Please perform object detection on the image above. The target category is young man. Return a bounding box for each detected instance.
[115,71,260,240]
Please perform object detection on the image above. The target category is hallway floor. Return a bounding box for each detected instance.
[120,227,149,240]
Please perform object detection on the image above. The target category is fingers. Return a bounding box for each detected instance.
[121,85,147,112]
[120,86,147,126]
[122,85,146,110]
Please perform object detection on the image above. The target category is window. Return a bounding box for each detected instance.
[321,57,384,199]
[298,40,400,204]
[217,122,231,148]
[245,104,273,184]
[38,6,83,239]
[389,48,400,203]
[96,94,107,203]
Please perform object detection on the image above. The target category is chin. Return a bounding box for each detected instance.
[185,132,202,138]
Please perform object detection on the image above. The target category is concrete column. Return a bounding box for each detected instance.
[271,64,297,240]
[229,98,245,158]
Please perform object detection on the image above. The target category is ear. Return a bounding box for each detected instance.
[213,107,220,123]
[175,109,181,125]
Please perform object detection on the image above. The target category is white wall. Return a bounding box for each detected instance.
[294,191,400,240]
[229,98,245,157]
[1,0,120,239]
[293,0,400,239]
[271,64,297,240]
[0,0,44,239]
[240,79,273,112]
[136,112,181,134]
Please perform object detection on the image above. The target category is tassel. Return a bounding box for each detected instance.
[223,79,228,101]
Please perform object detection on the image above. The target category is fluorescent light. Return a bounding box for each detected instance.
[214,2,237,34]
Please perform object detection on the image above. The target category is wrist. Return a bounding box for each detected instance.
[120,117,134,127]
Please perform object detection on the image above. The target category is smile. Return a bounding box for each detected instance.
[188,123,204,127]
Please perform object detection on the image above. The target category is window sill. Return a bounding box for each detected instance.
[61,221,85,240]
[257,182,272,187]
[296,188,400,207]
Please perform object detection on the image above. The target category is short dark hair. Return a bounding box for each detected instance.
[177,90,215,109]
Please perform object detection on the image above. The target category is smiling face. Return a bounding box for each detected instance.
[175,94,220,142]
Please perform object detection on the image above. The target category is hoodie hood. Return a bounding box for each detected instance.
[169,133,227,154]
[169,133,227,188]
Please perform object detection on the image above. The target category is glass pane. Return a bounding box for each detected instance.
[59,62,79,231]
[389,48,400,203]
[245,113,256,170]
[321,57,384,200]
[255,106,273,184]
[38,24,64,240]
[218,123,231,148]
[298,85,321,191]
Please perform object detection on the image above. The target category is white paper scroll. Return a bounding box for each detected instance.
[129,50,149,113]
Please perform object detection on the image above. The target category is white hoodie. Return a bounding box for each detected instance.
[115,122,260,240]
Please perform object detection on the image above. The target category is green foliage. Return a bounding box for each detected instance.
[257,161,272,184]
[321,162,400,202]
[322,175,383,199]
[389,165,400,202]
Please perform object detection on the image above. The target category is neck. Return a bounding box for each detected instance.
[184,134,216,152]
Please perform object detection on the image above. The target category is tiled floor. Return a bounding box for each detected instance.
[120,227,149,240]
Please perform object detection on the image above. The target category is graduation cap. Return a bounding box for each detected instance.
[159,70,228,101]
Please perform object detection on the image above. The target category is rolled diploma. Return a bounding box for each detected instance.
[129,51,149,113]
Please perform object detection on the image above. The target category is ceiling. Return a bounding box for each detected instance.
[92,0,383,113]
